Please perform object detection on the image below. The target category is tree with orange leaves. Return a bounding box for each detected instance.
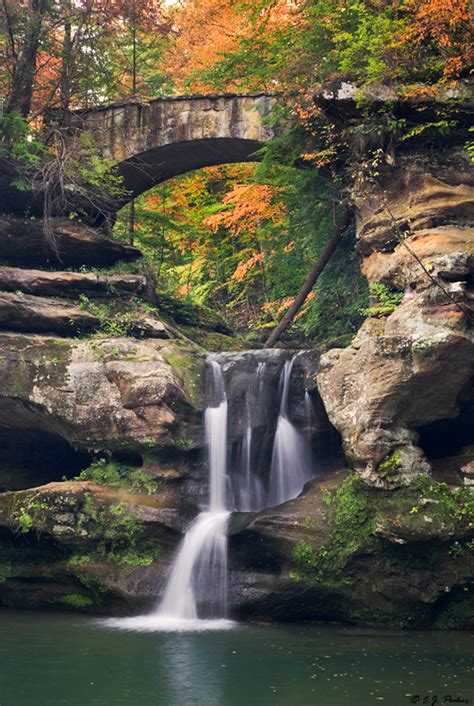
[163,0,298,92]
[402,0,473,79]
[0,0,169,118]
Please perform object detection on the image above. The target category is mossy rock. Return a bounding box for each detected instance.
[231,472,474,628]
[155,292,231,333]
[181,328,250,352]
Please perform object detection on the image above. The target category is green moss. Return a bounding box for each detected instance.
[17,512,33,533]
[1,337,72,392]
[377,450,402,478]
[407,478,474,526]
[78,294,138,337]
[11,494,49,534]
[363,282,403,318]
[291,477,377,584]
[107,540,160,567]
[78,295,167,340]
[449,541,463,557]
[161,349,204,407]
[11,360,30,397]
[73,493,161,568]
[174,437,194,451]
[67,554,92,568]
[56,593,94,609]
[74,458,158,494]
[181,329,249,352]
[154,292,230,332]
[290,473,474,593]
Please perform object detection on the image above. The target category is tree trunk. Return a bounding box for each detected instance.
[129,199,136,245]
[60,10,73,121]
[6,0,48,118]
[263,209,351,349]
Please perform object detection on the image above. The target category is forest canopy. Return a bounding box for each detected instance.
[0,0,472,346]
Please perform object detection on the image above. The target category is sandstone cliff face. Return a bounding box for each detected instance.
[0,333,201,452]
[222,112,473,630]
[318,148,474,487]
[0,219,213,611]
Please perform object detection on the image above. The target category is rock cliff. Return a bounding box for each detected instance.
[0,85,472,627]
[318,147,473,487]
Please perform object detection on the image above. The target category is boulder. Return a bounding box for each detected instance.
[0,333,204,452]
[0,291,100,334]
[0,481,196,613]
[228,472,474,628]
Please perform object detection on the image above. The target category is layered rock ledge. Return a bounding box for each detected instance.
[317,149,473,487]
[0,216,141,268]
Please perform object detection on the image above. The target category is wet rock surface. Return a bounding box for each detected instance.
[228,470,474,628]
[212,348,344,475]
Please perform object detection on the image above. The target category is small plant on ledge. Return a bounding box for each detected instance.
[363,282,404,318]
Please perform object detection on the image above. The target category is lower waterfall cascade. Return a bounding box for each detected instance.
[153,360,230,625]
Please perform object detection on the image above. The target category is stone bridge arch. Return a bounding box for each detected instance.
[69,93,276,203]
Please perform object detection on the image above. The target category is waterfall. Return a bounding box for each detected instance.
[156,511,229,620]
[267,356,313,507]
[205,361,228,512]
[234,362,266,512]
[156,353,314,626]
[304,390,315,436]
[103,351,317,632]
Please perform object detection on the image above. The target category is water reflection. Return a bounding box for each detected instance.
[157,633,226,706]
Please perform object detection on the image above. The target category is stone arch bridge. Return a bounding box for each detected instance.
[67,93,276,203]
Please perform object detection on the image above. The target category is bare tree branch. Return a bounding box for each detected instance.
[263,208,351,349]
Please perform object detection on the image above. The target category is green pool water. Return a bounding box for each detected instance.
[0,610,472,706]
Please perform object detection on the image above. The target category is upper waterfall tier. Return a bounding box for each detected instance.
[208,349,345,485]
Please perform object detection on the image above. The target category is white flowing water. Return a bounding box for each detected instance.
[304,390,315,437]
[236,362,266,512]
[153,361,230,626]
[108,361,232,632]
[267,356,313,507]
[205,362,228,512]
[156,511,229,620]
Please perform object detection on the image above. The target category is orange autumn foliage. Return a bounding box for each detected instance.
[204,182,286,237]
[164,0,248,92]
[164,0,298,91]
[262,291,315,320]
[403,0,473,79]
[231,251,264,282]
